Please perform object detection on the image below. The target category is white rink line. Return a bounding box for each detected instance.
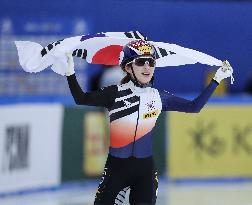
[1,182,252,205]
[0,185,96,205]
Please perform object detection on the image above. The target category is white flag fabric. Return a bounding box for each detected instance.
[15,31,222,76]
[152,41,222,67]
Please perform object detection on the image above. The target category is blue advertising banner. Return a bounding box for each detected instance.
[0,17,89,36]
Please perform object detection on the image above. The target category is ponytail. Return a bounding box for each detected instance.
[120,73,131,84]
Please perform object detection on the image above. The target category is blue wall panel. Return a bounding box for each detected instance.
[1,0,251,94]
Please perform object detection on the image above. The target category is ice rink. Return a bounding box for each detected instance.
[1,180,252,205]
[1,1,252,205]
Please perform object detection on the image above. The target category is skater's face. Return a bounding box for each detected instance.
[125,56,156,84]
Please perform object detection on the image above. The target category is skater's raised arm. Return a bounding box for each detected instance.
[65,54,117,108]
[160,61,233,113]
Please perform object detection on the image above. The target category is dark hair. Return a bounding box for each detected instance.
[120,73,131,84]
[120,63,132,84]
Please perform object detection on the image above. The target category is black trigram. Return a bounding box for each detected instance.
[156,47,176,59]
[41,39,64,57]
[72,49,87,59]
[124,31,148,41]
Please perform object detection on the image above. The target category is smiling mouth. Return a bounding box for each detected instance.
[142,73,150,76]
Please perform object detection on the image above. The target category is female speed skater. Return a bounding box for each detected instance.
[65,39,233,205]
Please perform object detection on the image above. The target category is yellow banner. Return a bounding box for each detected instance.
[167,105,252,178]
[83,112,108,176]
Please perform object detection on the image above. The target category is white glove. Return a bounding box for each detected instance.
[65,53,75,76]
[213,60,234,84]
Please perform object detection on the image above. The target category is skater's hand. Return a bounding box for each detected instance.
[65,53,75,76]
[213,60,234,84]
